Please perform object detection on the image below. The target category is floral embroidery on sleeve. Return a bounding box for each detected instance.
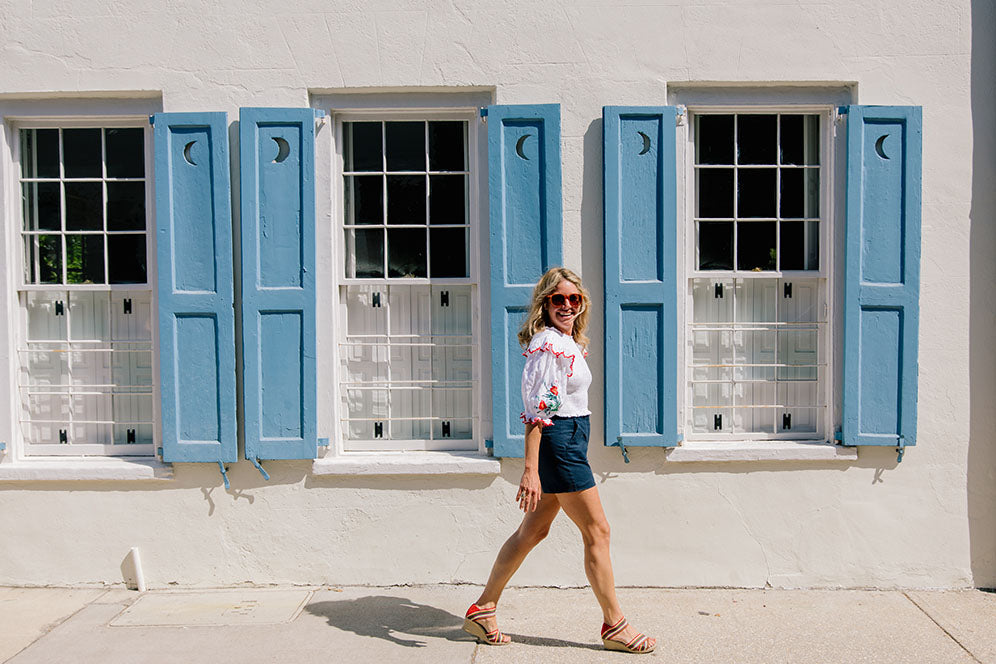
[536,384,562,417]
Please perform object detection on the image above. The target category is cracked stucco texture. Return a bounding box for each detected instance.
[0,0,993,589]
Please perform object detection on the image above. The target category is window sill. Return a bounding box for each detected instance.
[665,440,857,463]
[0,457,173,481]
[312,451,501,476]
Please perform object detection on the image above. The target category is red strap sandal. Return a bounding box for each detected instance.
[601,616,656,654]
[463,604,511,646]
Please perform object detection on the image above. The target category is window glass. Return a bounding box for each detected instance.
[689,112,826,441]
[338,117,476,451]
[16,125,153,456]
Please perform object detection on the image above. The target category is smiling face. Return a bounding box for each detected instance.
[544,279,584,336]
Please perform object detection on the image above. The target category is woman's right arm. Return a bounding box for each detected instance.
[517,423,543,512]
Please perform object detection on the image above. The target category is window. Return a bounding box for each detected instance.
[336,115,479,451]
[15,123,154,456]
[686,111,831,441]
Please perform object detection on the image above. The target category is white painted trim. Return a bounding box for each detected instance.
[312,450,500,476]
[665,440,857,463]
[0,457,172,480]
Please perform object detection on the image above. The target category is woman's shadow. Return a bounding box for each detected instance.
[305,594,598,650]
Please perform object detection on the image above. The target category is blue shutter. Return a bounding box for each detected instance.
[154,112,237,463]
[602,107,681,448]
[842,106,922,448]
[487,104,563,458]
[239,108,319,461]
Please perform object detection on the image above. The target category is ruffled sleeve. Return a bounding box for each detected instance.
[520,330,576,427]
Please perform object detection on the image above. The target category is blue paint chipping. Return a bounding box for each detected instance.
[842,106,921,448]
[239,108,318,461]
[602,106,680,447]
[487,104,563,458]
[153,112,238,463]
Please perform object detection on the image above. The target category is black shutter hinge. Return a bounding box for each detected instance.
[714,283,724,299]
[441,421,451,437]
[126,428,136,443]
[372,292,381,308]
[123,298,132,314]
[714,414,722,430]
[440,290,449,307]
[59,429,67,443]
[55,300,64,316]
[374,422,383,438]
[784,282,792,298]
[782,413,791,430]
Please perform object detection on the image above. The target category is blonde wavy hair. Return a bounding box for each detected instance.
[517,267,590,349]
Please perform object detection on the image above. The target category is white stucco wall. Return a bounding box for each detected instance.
[0,0,993,589]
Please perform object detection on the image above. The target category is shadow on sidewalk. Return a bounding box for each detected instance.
[305,595,471,648]
[304,595,600,650]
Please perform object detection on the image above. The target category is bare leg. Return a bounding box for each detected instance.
[471,492,561,633]
[557,486,655,649]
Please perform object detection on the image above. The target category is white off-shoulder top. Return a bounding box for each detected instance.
[520,327,592,427]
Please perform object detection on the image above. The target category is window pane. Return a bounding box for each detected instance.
[385,122,424,171]
[737,115,777,165]
[25,292,68,340]
[430,228,467,278]
[780,168,819,219]
[386,175,426,224]
[24,234,62,284]
[69,291,110,341]
[736,221,776,271]
[737,168,776,218]
[697,169,733,218]
[107,182,146,231]
[344,122,382,172]
[387,228,427,278]
[21,129,60,178]
[344,175,383,225]
[105,128,145,178]
[698,222,733,270]
[63,128,102,178]
[780,115,820,165]
[428,121,466,171]
[65,234,105,284]
[22,182,61,231]
[65,182,103,231]
[429,175,466,225]
[108,234,147,284]
[695,115,734,165]
[349,228,384,278]
[780,221,819,271]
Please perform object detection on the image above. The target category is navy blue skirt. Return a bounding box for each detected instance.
[538,415,596,494]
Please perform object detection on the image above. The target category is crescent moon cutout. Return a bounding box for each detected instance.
[875,134,890,160]
[272,136,291,163]
[182,141,197,166]
[638,131,651,155]
[515,134,531,160]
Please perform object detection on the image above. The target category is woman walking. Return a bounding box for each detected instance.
[463,267,656,654]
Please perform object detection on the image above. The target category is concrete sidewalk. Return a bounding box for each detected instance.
[1,586,994,663]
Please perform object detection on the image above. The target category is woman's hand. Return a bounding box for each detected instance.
[516,468,542,512]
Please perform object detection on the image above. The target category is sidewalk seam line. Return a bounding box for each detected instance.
[902,592,982,663]
[3,590,107,664]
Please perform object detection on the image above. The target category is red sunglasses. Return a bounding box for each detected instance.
[547,293,583,307]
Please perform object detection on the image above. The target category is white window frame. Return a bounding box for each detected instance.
[679,104,838,444]
[324,106,486,455]
[1,111,160,461]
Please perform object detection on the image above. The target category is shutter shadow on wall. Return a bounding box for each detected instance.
[239,107,320,462]
[842,106,922,451]
[487,104,563,458]
[602,106,681,448]
[153,112,238,463]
